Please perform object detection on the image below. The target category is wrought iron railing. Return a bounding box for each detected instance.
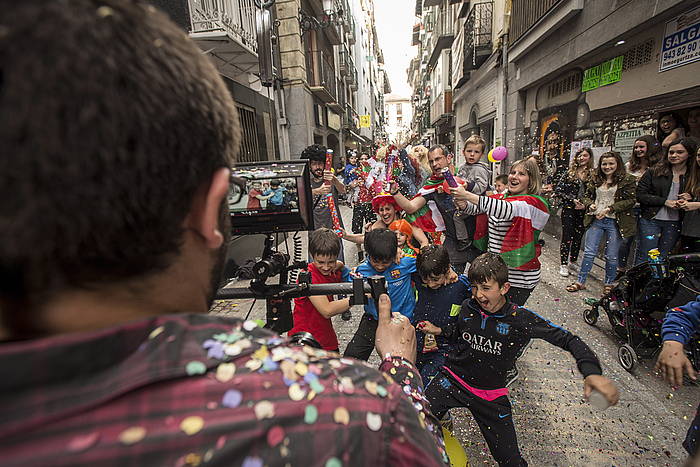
[463,1,493,70]
[509,0,562,45]
[188,0,258,54]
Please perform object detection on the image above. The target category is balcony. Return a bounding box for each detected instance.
[307,50,338,103]
[510,0,562,45]
[426,6,455,69]
[187,0,259,79]
[344,104,360,132]
[430,90,452,125]
[463,2,493,71]
[339,48,358,89]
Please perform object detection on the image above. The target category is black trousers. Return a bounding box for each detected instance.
[681,235,700,254]
[426,372,527,466]
[351,203,375,234]
[343,314,378,361]
[507,286,533,306]
[560,208,585,265]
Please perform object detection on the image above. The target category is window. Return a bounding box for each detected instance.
[547,71,582,99]
[397,116,403,126]
[237,104,261,162]
[396,103,403,115]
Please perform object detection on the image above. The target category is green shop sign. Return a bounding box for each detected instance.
[582,55,623,92]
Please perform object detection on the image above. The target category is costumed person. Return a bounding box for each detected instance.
[389,219,420,258]
[342,193,429,248]
[451,157,550,306]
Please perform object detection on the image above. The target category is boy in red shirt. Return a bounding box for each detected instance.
[289,228,353,351]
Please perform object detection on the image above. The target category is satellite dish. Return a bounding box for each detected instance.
[256,8,274,87]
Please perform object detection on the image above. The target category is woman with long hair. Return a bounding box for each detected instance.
[554,148,594,277]
[567,152,636,294]
[450,157,549,305]
[617,135,662,275]
[411,145,431,187]
[657,112,688,149]
[636,137,696,264]
[678,141,700,253]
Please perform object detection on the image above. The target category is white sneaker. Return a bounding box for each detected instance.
[569,261,579,272]
[559,265,570,277]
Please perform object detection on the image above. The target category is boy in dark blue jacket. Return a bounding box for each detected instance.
[656,296,700,459]
[419,252,619,466]
[414,245,471,384]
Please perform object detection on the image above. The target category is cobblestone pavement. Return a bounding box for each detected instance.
[211,205,698,466]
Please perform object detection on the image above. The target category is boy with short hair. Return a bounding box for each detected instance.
[344,229,417,361]
[289,228,352,351]
[455,135,491,251]
[246,181,272,209]
[264,179,287,211]
[491,174,509,195]
[414,245,471,383]
[418,252,619,466]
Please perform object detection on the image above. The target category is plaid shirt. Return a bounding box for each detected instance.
[0,314,448,466]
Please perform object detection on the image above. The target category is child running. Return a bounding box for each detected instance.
[413,245,471,383]
[288,228,352,351]
[344,229,417,361]
[418,252,619,466]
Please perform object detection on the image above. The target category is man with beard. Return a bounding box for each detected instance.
[302,144,346,262]
[0,2,448,465]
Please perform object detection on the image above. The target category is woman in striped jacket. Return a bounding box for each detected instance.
[450,157,550,305]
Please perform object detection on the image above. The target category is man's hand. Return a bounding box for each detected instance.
[323,169,334,183]
[386,180,399,195]
[416,321,442,335]
[313,184,331,197]
[583,375,619,406]
[375,294,417,364]
[573,200,585,210]
[656,340,697,387]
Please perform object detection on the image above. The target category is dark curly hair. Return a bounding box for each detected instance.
[301,144,328,162]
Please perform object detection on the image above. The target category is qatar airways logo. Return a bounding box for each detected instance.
[461,331,503,355]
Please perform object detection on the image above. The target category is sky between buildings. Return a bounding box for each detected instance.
[374,0,416,98]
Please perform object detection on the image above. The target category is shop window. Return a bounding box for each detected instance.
[622,39,654,71]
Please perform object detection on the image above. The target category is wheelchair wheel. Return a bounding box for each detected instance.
[618,344,638,372]
[583,307,598,325]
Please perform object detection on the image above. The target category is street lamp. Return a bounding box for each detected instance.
[299,0,343,32]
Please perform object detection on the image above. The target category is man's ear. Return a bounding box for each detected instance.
[186,167,230,250]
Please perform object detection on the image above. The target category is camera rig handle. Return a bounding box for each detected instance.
[215,275,387,303]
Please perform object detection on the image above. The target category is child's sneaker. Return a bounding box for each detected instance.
[559,265,570,277]
[341,310,352,321]
[457,239,472,252]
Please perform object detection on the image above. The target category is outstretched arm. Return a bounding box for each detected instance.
[389,181,426,214]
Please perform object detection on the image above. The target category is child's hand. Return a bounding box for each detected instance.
[416,321,441,335]
[334,260,345,272]
[583,375,619,406]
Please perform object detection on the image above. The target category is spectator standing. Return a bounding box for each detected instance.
[658,112,688,149]
[302,144,346,262]
[567,152,636,294]
[636,138,696,264]
[679,142,700,253]
[554,148,593,277]
[617,135,661,275]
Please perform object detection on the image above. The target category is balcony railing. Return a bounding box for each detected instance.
[188,0,258,54]
[426,5,455,68]
[463,2,493,71]
[339,48,357,89]
[430,90,452,125]
[345,104,359,132]
[509,0,562,45]
[306,50,338,103]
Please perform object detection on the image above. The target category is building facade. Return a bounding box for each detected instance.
[383,94,412,145]
[504,0,700,181]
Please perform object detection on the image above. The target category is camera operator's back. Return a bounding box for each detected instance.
[0,1,447,465]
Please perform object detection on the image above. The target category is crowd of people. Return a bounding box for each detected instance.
[0,2,698,466]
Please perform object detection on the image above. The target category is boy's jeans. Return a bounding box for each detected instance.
[577,217,622,285]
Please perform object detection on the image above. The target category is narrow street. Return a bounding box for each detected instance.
[214,205,697,466]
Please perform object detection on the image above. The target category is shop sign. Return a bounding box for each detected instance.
[581,66,600,92]
[613,128,643,160]
[660,6,700,72]
[582,55,623,92]
[359,115,371,128]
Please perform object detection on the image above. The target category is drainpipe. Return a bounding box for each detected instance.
[501,0,511,165]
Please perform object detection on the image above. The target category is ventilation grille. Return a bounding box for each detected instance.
[623,39,654,71]
[548,71,582,99]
